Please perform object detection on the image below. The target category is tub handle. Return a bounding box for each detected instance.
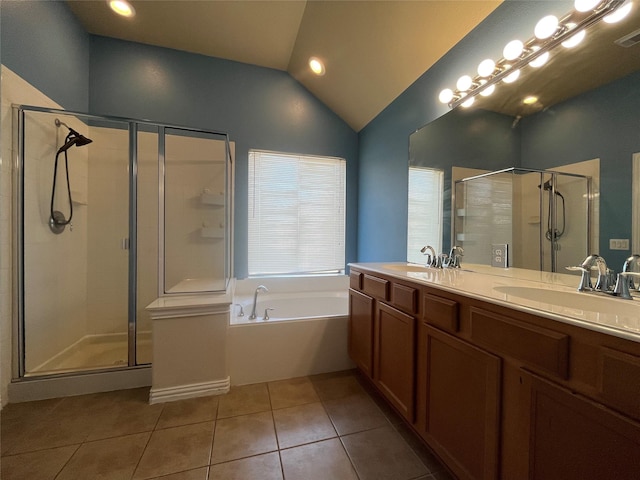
[264,308,274,320]
[234,304,244,317]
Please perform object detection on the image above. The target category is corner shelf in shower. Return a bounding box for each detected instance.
[200,227,224,239]
[71,190,88,206]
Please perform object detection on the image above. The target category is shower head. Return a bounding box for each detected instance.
[55,119,93,153]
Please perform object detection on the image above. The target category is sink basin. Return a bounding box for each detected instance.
[493,285,640,317]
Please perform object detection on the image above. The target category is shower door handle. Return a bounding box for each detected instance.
[121,238,130,250]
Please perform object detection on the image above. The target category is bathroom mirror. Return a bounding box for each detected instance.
[409,5,640,270]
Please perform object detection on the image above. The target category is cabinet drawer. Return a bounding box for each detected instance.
[363,274,390,300]
[423,293,459,333]
[350,271,363,290]
[392,283,418,314]
[470,307,569,379]
[598,347,640,420]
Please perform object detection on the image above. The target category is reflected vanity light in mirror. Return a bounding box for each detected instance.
[478,59,496,77]
[457,75,473,91]
[479,83,495,97]
[503,69,520,84]
[461,95,475,108]
[439,88,454,103]
[440,0,632,110]
[575,0,604,12]
[561,24,587,47]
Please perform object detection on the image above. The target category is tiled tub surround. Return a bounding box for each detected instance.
[348,262,640,480]
[0,371,451,480]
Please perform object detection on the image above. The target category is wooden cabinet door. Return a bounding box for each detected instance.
[523,371,640,480]
[374,302,416,421]
[348,288,375,378]
[422,326,501,480]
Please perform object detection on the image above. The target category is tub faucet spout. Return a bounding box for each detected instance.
[622,254,640,290]
[250,285,268,320]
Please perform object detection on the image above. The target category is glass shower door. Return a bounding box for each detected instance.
[20,110,132,375]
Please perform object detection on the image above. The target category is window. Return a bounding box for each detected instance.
[407,166,444,264]
[248,150,346,276]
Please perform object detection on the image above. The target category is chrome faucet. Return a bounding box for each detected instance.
[420,245,442,268]
[249,285,268,319]
[622,254,640,291]
[447,246,464,268]
[575,254,609,292]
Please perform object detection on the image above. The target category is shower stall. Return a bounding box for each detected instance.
[453,167,592,272]
[13,105,232,379]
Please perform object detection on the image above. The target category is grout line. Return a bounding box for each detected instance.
[52,443,82,480]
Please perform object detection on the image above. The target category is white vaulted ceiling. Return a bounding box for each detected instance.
[67,1,502,131]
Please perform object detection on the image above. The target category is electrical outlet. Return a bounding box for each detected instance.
[491,244,509,268]
[609,238,630,250]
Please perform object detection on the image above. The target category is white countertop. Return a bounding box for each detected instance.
[350,263,640,342]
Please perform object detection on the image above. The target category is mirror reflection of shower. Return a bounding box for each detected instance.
[539,178,566,242]
[50,118,93,234]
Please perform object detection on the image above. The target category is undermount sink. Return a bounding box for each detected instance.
[493,285,640,317]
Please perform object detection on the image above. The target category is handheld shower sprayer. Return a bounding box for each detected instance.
[50,119,94,234]
[538,178,566,242]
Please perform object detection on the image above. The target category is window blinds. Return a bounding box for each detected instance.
[248,151,346,276]
[407,167,444,264]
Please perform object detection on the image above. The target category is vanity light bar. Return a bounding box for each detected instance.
[444,0,629,110]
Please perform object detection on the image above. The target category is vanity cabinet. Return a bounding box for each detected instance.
[348,265,640,480]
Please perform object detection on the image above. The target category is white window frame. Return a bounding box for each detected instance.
[248,150,346,276]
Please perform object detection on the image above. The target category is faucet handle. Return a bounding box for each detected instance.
[566,265,592,291]
[233,303,245,317]
[263,308,275,320]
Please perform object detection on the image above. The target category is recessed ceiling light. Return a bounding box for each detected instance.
[309,57,325,76]
[108,0,135,18]
[523,95,539,105]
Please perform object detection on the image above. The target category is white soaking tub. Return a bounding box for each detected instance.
[228,275,354,385]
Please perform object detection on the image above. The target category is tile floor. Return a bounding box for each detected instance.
[0,370,454,480]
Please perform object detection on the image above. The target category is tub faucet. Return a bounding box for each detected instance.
[249,285,268,320]
[622,254,640,291]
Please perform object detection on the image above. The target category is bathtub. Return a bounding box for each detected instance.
[228,275,354,385]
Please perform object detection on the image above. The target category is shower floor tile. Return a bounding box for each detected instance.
[0,370,452,480]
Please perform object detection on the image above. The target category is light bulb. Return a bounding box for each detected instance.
[529,48,549,68]
[477,59,496,77]
[503,40,524,61]
[439,88,454,104]
[503,69,520,84]
[574,0,603,12]
[535,15,559,39]
[480,84,495,97]
[309,57,325,76]
[604,0,633,23]
[456,75,473,91]
[461,96,475,108]
[108,0,135,17]
[562,24,586,48]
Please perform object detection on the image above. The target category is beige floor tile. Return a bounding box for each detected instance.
[156,395,219,429]
[394,421,448,473]
[134,422,214,479]
[273,402,336,449]
[148,467,209,480]
[342,425,428,480]
[0,445,78,480]
[57,432,150,480]
[268,377,319,410]
[210,411,277,464]
[310,370,365,401]
[86,397,163,441]
[208,452,283,480]
[323,391,388,435]
[280,438,358,480]
[217,383,271,419]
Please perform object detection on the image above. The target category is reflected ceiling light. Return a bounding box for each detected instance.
[108,0,135,17]
[574,0,603,12]
[561,24,587,48]
[439,88,454,104]
[309,57,326,76]
[535,15,560,39]
[529,48,550,68]
[603,0,633,23]
[439,0,631,110]
[503,69,520,83]
[477,59,496,77]
[456,75,473,91]
[523,95,539,105]
[480,84,495,97]
[503,40,524,61]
